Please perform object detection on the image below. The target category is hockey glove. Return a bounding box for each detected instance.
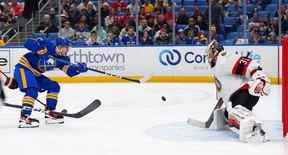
[77,63,88,73]
[4,77,18,89]
[248,79,271,96]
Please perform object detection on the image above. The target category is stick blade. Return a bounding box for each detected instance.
[53,99,101,118]
[187,118,208,128]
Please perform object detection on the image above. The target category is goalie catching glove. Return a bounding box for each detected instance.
[248,70,271,97]
[248,79,271,97]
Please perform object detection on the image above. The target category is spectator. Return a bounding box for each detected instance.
[91,26,107,44]
[75,22,90,40]
[127,0,140,14]
[100,2,110,27]
[282,7,288,35]
[49,8,59,28]
[121,26,136,45]
[8,0,24,17]
[138,6,147,20]
[192,31,208,45]
[209,0,224,30]
[184,17,200,40]
[77,0,96,11]
[142,0,154,14]
[249,27,265,44]
[176,28,189,44]
[36,14,58,33]
[192,5,203,20]
[267,18,278,44]
[86,31,100,46]
[87,2,97,23]
[176,8,189,25]
[68,3,81,26]
[62,0,72,13]
[88,12,99,30]
[118,8,134,28]
[154,0,166,14]
[154,28,170,45]
[139,19,153,35]
[164,6,173,21]
[111,0,127,13]
[210,24,223,42]
[105,8,119,30]
[196,15,208,31]
[59,21,75,39]
[147,15,155,29]
[140,30,153,45]
[104,32,121,46]
[154,14,168,32]
[119,25,129,39]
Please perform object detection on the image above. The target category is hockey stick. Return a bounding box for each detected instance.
[49,56,142,83]
[187,98,224,128]
[3,99,101,118]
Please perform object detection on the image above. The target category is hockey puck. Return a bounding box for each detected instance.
[161,96,166,101]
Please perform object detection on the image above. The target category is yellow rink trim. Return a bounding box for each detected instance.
[50,76,280,85]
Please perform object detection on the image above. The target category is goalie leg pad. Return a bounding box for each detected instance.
[227,105,267,143]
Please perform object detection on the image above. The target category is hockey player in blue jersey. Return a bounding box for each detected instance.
[14,37,88,128]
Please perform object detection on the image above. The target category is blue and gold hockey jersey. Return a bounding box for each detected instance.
[17,38,81,77]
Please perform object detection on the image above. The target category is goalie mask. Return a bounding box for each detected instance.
[205,40,224,67]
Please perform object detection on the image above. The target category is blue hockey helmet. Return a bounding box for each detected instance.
[24,38,41,53]
[36,37,47,49]
[56,37,70,47]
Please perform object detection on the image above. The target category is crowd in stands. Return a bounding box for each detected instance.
[0,0,24,45]
[1,0,288,46]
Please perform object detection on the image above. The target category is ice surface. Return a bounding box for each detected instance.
[0,83,286,155]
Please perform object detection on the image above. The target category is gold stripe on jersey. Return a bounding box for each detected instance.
[19,56,42,76]
[20,68,27,88]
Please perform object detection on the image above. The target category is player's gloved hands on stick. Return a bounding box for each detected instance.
[77,63,88,73]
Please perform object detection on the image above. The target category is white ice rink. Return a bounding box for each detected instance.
[0,83,286,155]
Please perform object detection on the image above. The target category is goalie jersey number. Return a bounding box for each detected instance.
[232,57,252,76]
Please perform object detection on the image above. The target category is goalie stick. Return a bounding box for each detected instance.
[187,98,223,128]
[3,99,101,118]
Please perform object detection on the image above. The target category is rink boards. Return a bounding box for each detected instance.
[0,45,281,84]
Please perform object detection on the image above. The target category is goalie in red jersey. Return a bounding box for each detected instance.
[206,40,271,143]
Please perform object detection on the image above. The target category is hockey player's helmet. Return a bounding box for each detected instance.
[56,37,70,47]
[55,37,70,56]
[24,38,47,54]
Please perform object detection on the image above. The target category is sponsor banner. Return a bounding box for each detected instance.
[1,46,279,80]
[0,49,11,73]
[155,46,279,76]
